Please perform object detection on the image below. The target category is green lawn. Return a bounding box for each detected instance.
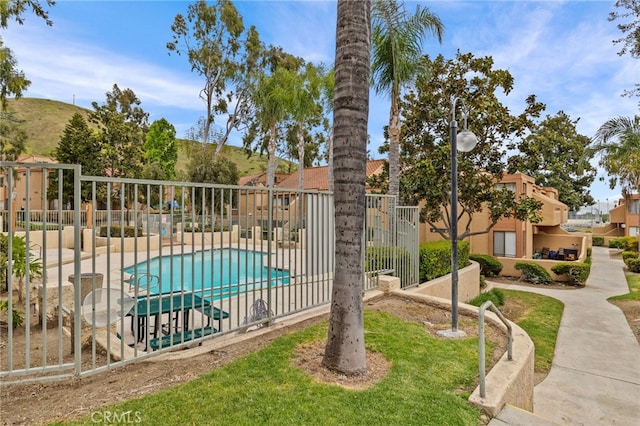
[609,272,640,301]
[55,310,487,426]
[501,289,564,373]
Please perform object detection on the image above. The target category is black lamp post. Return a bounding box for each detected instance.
[439,97,478,338]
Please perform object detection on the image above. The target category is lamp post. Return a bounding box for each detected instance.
[439,97,478,338]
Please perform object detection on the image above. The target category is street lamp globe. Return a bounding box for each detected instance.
[456,130,478,152]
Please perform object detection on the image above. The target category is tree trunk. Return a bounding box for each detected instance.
[328,127,334,193]
[322,0,371,376]
[298,125,305,191]
[388,98,400,198]
[266,122,278,188]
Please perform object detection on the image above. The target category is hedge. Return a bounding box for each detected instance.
[592,236,604,246]
[514,261,552,284]
[469,254,503,277]
[622,251,639,263]
[419,240,469,282]
[626,259,640,273]
[365,246,412,275]
[99,225,143,238]
[551,262,591,286]
[609,236,638,251]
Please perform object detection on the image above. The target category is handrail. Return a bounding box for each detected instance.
[478,300,513,398]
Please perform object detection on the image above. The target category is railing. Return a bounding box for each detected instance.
[0,161,419,385]
[478,301,513,398]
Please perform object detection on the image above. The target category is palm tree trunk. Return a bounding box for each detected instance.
[322,0,371,376]
[388,98,401,198]
[266,122,278,188]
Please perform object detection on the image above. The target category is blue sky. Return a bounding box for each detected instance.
[3,0,638,206]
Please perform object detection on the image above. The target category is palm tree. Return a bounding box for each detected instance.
[322,0,371,376]
[591,115,640,196]
[371,0,443,198]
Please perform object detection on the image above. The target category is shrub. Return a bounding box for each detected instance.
[99,225,143,238]
[0,300,24,329]
[626,259,640,273]
[419,240,469,282]
[586,247,592,257]
[468,288,505,308]
[551,262,591,286]
[609,238,625,249]
[622,251,638,264]
[469,254,503,277]
[515,261,552,284]
[365,246,412,275]
[592,236,604,246]
[622,236,638,251]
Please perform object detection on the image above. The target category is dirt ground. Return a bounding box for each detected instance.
[2,285,638,426]
[1,294,509,425]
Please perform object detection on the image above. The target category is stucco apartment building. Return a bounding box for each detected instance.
[419,172,588,275]
[593,193,640,240]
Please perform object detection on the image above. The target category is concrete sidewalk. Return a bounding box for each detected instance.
[489,246,640,425]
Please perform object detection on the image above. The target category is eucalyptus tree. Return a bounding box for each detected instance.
[371,0,443,198]
[507,111,596,210]
[590,115,640,196]
[242,50,303,188]
[168,0,261,153]
[287,62,326,190]
[399,52,545,240]
[322,0,371,376]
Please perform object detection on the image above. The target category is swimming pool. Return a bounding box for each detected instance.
[123,249,289,299]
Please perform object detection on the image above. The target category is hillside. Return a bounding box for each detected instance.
[5,97,287,177]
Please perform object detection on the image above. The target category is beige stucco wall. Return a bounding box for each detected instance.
[407,260,480,302]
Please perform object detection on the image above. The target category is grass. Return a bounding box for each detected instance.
[8,97,292,177]
[501,289,564,374]
[55,310,487,426]
[608,272,640,301]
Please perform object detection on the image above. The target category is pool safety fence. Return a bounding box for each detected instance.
[0,161,418,384]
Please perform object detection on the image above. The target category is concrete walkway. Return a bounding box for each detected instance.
[489,246,640,425]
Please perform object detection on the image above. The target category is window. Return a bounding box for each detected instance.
[629,199,640,214]
[495,182,516,192]
[493,231,516,257]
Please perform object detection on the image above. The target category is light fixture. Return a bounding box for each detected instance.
[438,96,479,339]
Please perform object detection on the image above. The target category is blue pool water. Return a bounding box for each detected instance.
[123,249,289,298]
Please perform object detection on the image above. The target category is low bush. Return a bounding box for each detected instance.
[515,261,552,284]
[626,259,640,273]
[0,300,24,329]
[365,246,412,275]
[419,240,469,282]
[592,236,604,246]
[551,262,591,286]
[609,236,638,251]
[469,254,503,277]
[99,225,143,238]
[609,238,626,249]
[468,288,505,307]
[622,251,638,263]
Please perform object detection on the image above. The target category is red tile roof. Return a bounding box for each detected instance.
[276,159,386,190]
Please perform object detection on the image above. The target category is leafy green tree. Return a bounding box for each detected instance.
[399,52,545,240]
[322,0,370,376]
[244,58,300,187]
[0,110,27,162]
[285,62,326,189]
[0,234,42,303]
[0,0,53,107]
[371,0,443,198]
[88,84,148,180]
[50,113,102,203]
[186,145,239,214]
[590,115,640,196]
[144,118,178,180]
[168,0,261,155]
[0,0,54,27]
[507,111,596,210]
